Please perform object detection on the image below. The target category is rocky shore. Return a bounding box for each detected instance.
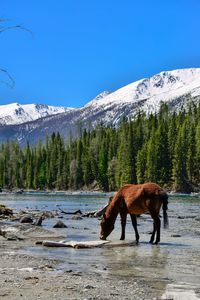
[0,207,158,300]
[1,195,200,300]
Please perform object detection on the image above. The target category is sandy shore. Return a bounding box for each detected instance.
[0,236,159,300]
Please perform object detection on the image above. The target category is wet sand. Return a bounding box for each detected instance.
[0,232,158,300]
[0,194,200,299]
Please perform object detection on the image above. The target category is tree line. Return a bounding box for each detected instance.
[0,103,199,192]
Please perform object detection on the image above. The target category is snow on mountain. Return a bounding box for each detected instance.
[77,68,200,125]
[0,103,73,125]
[84,68,200,114]
[0,68,200,145]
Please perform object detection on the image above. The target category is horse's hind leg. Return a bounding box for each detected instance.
[119,211,127,240]
[130,214,140,244]
[149,215,161,244]
[154,216,161,244]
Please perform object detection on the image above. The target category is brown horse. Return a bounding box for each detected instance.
[100,182,168,244]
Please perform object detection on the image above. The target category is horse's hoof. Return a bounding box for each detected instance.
[149,240,154,244]
[153,241,159,245]
[136,240,139,245]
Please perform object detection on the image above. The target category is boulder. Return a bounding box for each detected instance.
[20,215,33,224]
[72,215,83,220]
[34,216,43,226]
[0,205,13,216]
[53,220,68,228]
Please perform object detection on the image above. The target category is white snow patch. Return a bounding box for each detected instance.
[0,103,73,125]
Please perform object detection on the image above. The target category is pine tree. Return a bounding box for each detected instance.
[98,138,109,191]
[145,129,158,182]
[76,139,84,189]
[186,121,196,183]
[172,120,189,192]
[136,143,147,183]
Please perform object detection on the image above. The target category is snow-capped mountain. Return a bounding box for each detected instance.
[0,68,200,145]
[0,103,72,125]
[83,68,200,122]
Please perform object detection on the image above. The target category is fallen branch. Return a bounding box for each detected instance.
[0,68,15,88]
[57,204,108,218]
[82,204,109,217]
[57,207,82,215]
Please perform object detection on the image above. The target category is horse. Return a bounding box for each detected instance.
[100,182,168,244]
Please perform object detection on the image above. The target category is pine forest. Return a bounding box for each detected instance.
[0,103,199,193]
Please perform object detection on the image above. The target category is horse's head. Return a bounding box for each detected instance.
[100,213,114,240]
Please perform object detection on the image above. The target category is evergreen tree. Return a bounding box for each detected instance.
[0,104,199,192]
[136,143,147,184]
[172,120,189,192]
[98,138,109,191]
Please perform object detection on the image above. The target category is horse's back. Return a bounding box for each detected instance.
[120,182,165,215]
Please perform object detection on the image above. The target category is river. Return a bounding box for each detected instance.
[0,192,200,299]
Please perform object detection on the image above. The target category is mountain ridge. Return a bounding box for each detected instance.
[0,102,73,126]
[0,68,200,144]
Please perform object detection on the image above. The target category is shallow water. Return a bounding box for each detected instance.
[1,192,200,299]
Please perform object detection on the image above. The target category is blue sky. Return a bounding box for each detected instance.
[1,0,200,108]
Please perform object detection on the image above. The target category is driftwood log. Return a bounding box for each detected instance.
[57,204,109,218]
[42,239,136,249]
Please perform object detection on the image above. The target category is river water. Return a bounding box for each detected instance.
[1,192,200,299]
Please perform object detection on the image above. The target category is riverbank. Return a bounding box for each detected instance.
[0,240,157,300]
[0,221,161,300]
[1,188,200,197]
[0,193,200,299]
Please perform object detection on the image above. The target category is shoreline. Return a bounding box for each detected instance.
[0,218,162,300]
[0,189,200,198]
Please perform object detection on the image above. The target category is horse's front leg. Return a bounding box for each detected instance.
[149,221,156,244]
[130,214,140,244]
[119,211,127,240]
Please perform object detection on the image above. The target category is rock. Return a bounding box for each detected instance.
[72,215,83,220]
[20,215,33,223]
[34,216,43,226]
[0,205,13,216]
[53,220,68,228]
[84,284,95,289]
[171,234,181,237]
[35,241,43,245]
[0,228,24,241]
[15,189,24,194]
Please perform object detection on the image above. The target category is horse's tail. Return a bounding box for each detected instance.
[162,193,169,229]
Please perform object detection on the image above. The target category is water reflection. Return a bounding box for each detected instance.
[100,243,169,298]
[162,283,200,300]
